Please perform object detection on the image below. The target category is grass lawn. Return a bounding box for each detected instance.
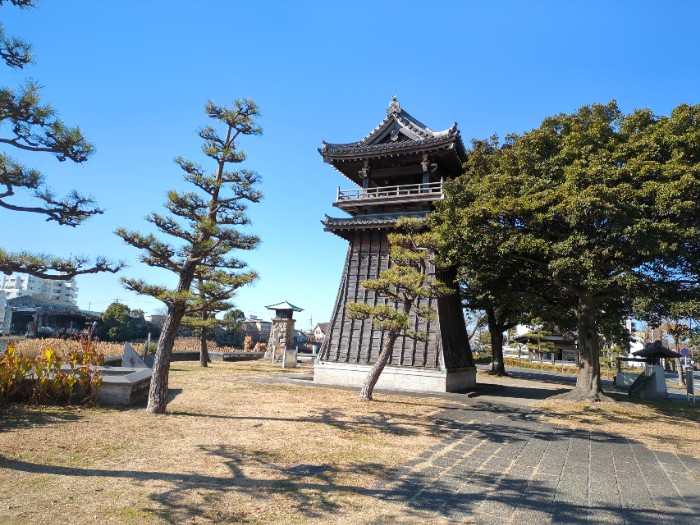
[0,361,450,524]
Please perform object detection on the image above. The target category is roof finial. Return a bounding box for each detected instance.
[387,95,401,115]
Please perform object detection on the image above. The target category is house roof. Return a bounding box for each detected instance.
[314,322,330,333]
[7,295,99,319]
[265,300,304,312]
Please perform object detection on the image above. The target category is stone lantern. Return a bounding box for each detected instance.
[265,300,303,359]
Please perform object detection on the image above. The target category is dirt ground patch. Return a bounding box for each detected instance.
[0,361,451,524]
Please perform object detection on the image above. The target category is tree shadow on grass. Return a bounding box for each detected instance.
[0,446,398,522]
[2,444,697,524]
[493,367,580,386]
[0,404,84,433]
[168,407,424,438]
[472,384,571,402]
[167,403,560,444]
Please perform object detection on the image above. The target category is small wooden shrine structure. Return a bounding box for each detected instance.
[314,97,475,392]
[624,340,681,399]
[632,340,682,364]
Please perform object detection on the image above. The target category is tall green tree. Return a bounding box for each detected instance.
[222,308,245,332]
[630,102,700,375]
[433,137,575,376]
[655,104,700,288]
[0,0,120,279]
[100,302,149,342]
[436,102,698,401]
[117,99,262,414]
[346,217,452,401]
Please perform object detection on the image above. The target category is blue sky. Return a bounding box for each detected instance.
[2,1,700,330]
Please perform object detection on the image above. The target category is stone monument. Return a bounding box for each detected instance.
[122,342,148,368]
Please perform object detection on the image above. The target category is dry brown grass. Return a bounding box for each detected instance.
[7,337,249,361]
[537,398,700,458]
[171,336,246,352]
[0,360,450,524]
[12,338,124,359]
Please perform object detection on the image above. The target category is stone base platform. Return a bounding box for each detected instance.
[98,366,152,406]
[313,361,476,393]
[210,351,264,362]
[104,350,264,367]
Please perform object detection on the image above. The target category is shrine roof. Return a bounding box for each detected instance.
[319,96,465,161]
[322,211,428,237]
[265,300,304,312]
[632,340,682,359]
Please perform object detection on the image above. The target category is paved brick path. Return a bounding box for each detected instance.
[372,400,700,524]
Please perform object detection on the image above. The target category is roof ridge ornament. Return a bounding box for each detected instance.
[387,95,401,115]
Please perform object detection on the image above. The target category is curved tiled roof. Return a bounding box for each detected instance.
[320,96,463,159]
[321,134,459,157]
[322,211,428,229]
[265,300,303,312]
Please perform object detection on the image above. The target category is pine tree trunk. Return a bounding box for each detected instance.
[487,309,506,376]
[200,330,209,367]
[561,294,610,402]
[147,304,186,414]
[359,332,398,401]
[200,312,209,368]
[146,263,197,414]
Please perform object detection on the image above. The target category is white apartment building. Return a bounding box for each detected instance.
[0,273,78,306]
[0,290,8,335]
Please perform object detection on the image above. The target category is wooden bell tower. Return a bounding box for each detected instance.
[314,97,475,393]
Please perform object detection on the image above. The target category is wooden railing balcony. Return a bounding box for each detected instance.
[335,180,443,206]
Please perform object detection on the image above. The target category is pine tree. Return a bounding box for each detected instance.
[346,217,451,401]
[183,262,256,367]
[116,99,262,414]
[0,0,120,279]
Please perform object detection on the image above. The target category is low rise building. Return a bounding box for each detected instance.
[5,295,99,337]
[242,315,272,344]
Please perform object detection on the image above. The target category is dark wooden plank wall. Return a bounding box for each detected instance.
[320,228,443,369]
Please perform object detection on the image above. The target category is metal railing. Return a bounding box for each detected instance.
[336,180,443,202]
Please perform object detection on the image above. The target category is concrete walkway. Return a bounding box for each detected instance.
[372,400,700,524]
